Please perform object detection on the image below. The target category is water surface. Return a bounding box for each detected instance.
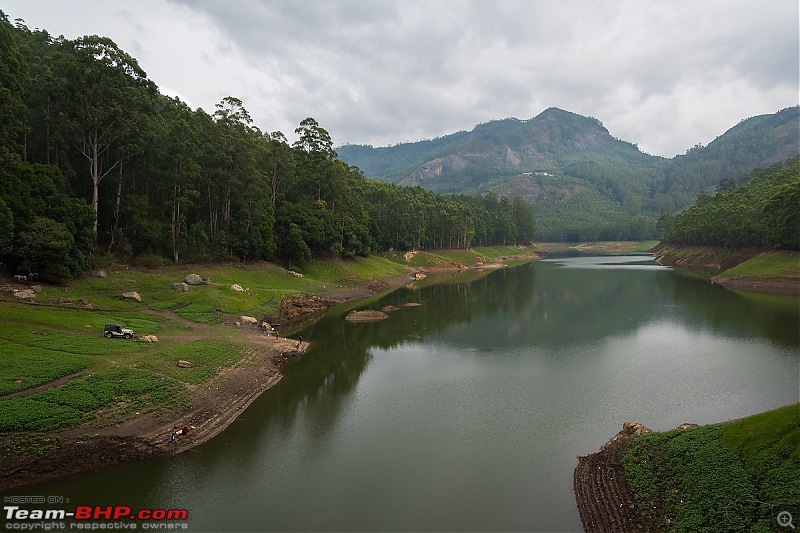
[9,255,799,531]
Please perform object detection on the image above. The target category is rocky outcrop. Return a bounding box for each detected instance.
[278,294,332,322]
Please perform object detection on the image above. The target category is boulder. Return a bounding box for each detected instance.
[122,291,142,302]
[172,282,189,291]
[239,315,258,325]
[140,335,159,342]
[185,274,203,285]
[231,283,245,292]
[176,360,194,368]
[92,268,108,278]
[13,289,35,299]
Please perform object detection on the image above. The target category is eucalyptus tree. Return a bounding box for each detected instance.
[49,35,156,239]
[0,11,26,162]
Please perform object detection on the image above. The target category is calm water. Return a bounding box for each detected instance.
[7,255,799,532]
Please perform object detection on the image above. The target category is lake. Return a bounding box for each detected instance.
[8,254,799,531]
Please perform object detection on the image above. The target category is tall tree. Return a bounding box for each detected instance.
[50,35,155,239]
[0,10,27,162]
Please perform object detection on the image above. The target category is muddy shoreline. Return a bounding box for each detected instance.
[651,243,799,294]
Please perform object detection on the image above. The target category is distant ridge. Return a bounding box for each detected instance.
[338,106,799,240]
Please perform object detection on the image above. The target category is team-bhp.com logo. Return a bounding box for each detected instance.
[4,504,188,530]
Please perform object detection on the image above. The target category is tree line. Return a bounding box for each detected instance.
[0,13,535,278]
[657,158,799,250]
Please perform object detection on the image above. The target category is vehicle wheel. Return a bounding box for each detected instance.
[105,332,113,338]
[124,333,131,339]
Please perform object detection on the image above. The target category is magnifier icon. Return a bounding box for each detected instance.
[778,511,796,530]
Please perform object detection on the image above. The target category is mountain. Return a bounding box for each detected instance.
[337,106,799,240]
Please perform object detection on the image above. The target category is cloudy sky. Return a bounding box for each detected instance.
[4,0,798,157]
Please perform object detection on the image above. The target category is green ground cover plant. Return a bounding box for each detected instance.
[0,368,183,432]
[136,339,243,384]
[623,404,800,532]
[0,340,90,395]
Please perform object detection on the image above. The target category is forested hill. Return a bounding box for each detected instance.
[659,157,799,250]
[338,107,657,193]
[338,106,800,241]
[0,12,536,280]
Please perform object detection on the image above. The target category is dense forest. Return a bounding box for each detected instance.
[658,158,800,250]
[0,12,535,279]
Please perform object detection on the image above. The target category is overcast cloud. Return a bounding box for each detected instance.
[4,0,798,157]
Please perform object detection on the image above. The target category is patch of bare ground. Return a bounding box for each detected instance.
[711,275,800,294]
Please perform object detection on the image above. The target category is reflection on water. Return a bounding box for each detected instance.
[8,255,799,532]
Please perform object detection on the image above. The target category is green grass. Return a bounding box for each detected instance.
[136,339,243,384]
[0,303,165,334]
[0,368,184,432]
[623,404,800,532]
[379,251,454,268]
[721,252,800,280]
[0,340,90,395]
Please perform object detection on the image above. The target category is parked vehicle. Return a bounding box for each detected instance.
[104,323,135,339]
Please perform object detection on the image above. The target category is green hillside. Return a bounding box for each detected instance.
[338,107,800,241]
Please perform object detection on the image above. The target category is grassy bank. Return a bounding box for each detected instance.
[622,404,800,532]
[652,243,799,293]
[720,252,800,280]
